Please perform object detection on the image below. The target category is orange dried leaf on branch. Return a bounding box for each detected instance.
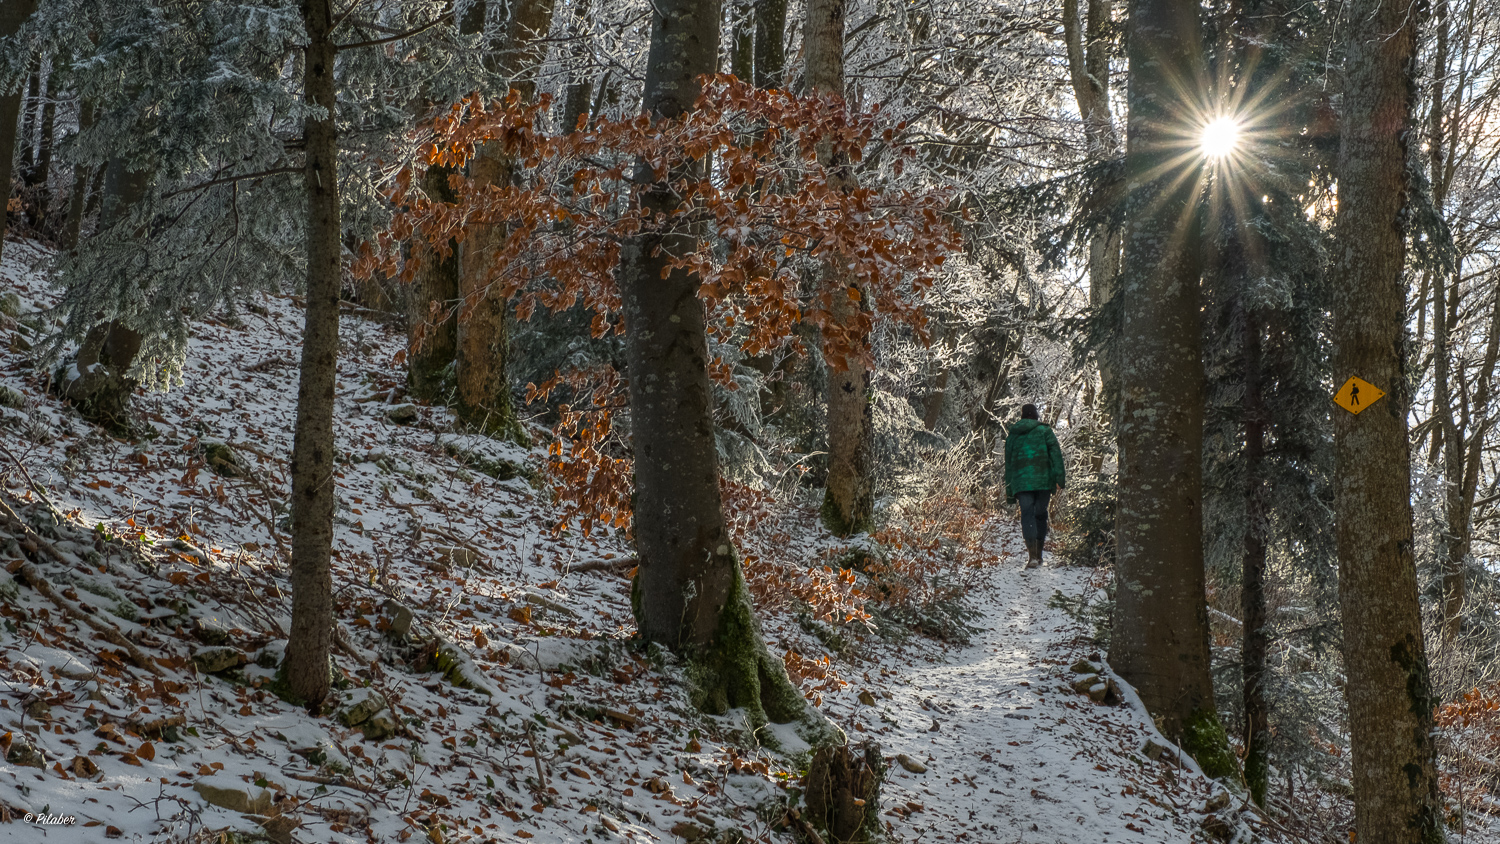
[369,75,961,535]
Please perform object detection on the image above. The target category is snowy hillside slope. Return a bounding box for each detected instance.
[0,238,1279,843]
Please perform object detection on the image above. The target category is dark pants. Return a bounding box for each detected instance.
[1017,490,1051,545]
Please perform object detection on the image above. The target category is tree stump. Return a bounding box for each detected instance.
[802,741,882,844]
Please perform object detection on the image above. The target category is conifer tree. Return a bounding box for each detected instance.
[0,0,39,262]
[16,0,492,703]
[283,0,341,707]
[1198,0,1338,805]
[61,158,147,431]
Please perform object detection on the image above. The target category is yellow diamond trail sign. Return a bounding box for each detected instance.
[1334,376,1384,415]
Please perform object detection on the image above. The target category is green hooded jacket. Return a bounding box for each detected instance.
[1003,418,1065,501]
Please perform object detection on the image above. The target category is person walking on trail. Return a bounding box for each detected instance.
[1004,403,1066,568]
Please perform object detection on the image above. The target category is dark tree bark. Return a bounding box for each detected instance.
[731,0,754,81]
[922,368,949,430]
[1108,0,1233,778]
[753,0,787,89]
[624,0,733,653]
[1216,0,1281,805]
[285,0,341,707]
[1240,300,1270,807]
[969,332,1014,475]
[807,0,873,538]
[67,321,142,430]
[1330,0,1444,836]
[0,0,39,262]
[1432,260,1466,634]
[802,742,882,843]
[622,0,821,739]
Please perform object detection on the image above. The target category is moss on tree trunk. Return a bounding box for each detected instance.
[679,563,840,752]
[1179,708,1242,785]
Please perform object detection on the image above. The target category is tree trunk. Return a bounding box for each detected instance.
[561,0,594,132]
[753,0,787,89]
[625,0,732,653]
[451,0,554,441]
[406,163,460,403]
[68,320,143,431]
[802,741,883,843]
[285,0,341,708]
[1240,302,1270,807]
[1426,4,1467,638]
[19,71,39,180]
[731,0,754,81]
[62,158,146,431]
[32,74,55,222]
[1330,0,1444,835]
[1434,264,1466,636]
[1087,228,1121,393]
[1447,285,1500,642]
[807,0,873,538]
[972,336,1013,461]
[922,368,949,431]
[1109,0,1233,778]
[622,0,823,742]
[81,157,105,223]
[1062,0,1116,155]
[405,5,476,408]
[62,100,94,252]
[0,0,39,262]
[1063,0,1119,469]
[452,154,522,439]
[1221,0,1284,805]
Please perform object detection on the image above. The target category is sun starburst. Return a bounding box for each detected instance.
[1200,116,1242,160]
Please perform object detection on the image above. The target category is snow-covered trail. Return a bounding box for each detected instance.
[831,536,1241,843]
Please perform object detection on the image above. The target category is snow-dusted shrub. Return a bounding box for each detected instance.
[860,439,1003,642]
[1052,472,1115,568]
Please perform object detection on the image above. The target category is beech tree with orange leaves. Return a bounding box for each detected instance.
[362,48,960,736]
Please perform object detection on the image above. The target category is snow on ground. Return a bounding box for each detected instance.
[822,557,1260,843]
[0,238,1271,843]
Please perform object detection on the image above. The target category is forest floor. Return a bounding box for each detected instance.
[0,238,1277,843]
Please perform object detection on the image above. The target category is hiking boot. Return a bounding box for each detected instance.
[1024,538,1041,569]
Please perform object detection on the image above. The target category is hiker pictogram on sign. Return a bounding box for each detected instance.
[1334,376,1385,415]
